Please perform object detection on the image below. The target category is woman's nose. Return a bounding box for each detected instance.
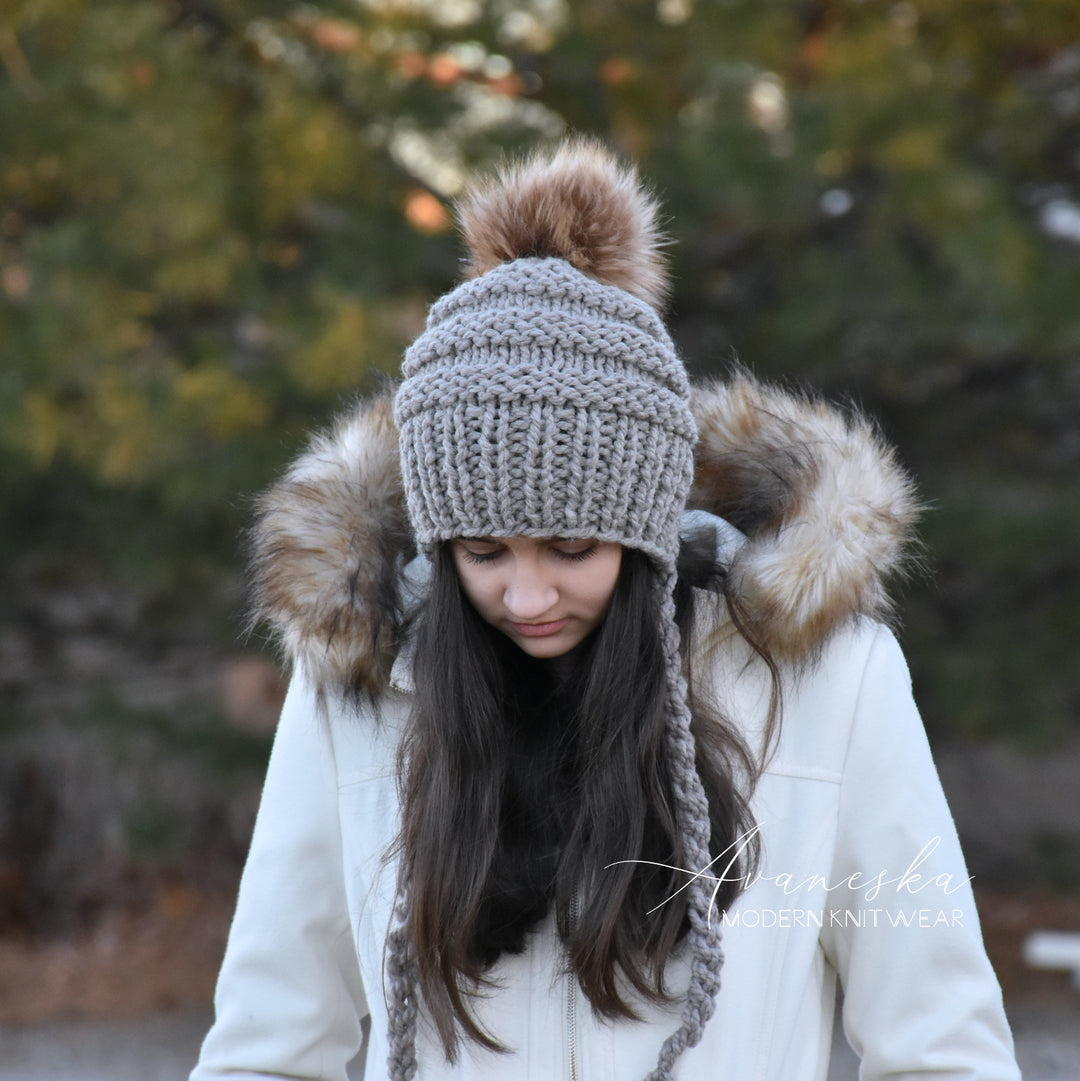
[503,577,558,620]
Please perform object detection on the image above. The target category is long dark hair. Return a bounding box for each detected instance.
[395,536,769,1060]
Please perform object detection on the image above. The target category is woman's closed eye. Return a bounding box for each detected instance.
[552,542,598,562]
[458,542,504,565]
[460,549,499,565]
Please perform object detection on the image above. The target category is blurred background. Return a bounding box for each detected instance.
[1,0,1078,1075]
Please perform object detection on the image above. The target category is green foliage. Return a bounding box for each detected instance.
[2,0,1078,745]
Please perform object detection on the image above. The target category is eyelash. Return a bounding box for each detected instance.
[461,550,499,565]
[555,545,597,562]
[460,544,597,565]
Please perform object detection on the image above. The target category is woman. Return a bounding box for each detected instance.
[192,140,1020,1080]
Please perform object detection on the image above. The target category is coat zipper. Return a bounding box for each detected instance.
[567,894,580,1081]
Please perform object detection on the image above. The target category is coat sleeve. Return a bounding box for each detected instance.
[819,626,1021,1080]
[191,673,369,1081]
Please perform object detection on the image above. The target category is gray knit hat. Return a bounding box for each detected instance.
[395,255,697,570]
[389,139,721,1081]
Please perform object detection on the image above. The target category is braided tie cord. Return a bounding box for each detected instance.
[386,891,420,1081]
[643,567,725,1081]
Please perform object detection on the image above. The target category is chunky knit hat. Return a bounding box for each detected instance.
[389,139,720,1081]
[394,146,696,572]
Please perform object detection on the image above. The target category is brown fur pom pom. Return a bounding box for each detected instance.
[456,137,669,310]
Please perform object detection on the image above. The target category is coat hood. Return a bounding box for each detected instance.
[248,372,920,697]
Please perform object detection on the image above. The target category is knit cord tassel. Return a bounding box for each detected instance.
[386,890,420,1081]
[644,568,725,1081]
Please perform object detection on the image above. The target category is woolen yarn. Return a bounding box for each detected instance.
[395,255,697,570]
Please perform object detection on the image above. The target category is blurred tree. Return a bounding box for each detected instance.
[1,0,1078,743]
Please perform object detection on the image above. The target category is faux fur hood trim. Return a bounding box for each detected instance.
[248,373,920,695]
[689,376,921,661]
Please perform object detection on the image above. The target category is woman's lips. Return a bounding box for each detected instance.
[511,619,568,637]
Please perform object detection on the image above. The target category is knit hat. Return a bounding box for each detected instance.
[394,151,696,572]
[389,139,721,1081]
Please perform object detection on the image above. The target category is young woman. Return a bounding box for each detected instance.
[191,140,1020,1080]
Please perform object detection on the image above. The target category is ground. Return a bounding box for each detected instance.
[0,885,232,1025]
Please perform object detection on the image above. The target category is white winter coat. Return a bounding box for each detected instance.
[191,375,1020,1080]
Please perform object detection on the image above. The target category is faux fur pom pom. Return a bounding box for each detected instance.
[456,137,669,310]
